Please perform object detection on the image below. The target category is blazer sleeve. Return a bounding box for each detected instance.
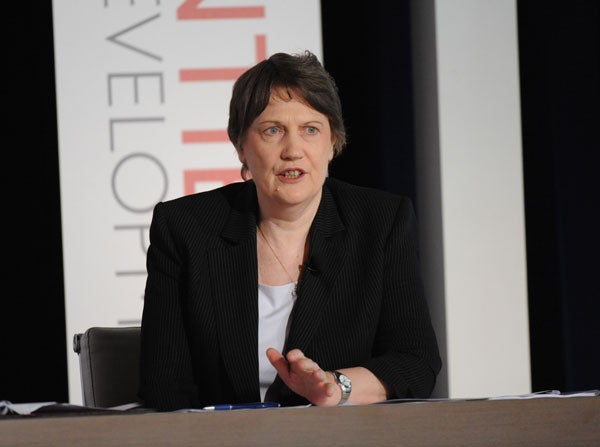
[364,197,442,398]
[138,201,198,411]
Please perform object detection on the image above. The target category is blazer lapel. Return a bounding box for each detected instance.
[284,184,346,355]
[209,183,261,402]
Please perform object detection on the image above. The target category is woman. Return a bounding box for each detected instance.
[139,51,441,411]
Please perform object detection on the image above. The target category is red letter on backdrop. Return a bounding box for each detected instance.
[177,1,267,183]
[183,169,242,195]
[180,35,267,144]
[177,0,265,20]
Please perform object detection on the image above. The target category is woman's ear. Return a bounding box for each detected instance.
[328,136,337,161]
[236,146,245,164]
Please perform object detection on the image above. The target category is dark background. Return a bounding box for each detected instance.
[2,1,598,403]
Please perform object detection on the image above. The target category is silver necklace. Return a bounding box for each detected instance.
[257,224,299,297]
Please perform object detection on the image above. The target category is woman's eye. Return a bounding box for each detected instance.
[306,126,318,135]
[265,127,280,135]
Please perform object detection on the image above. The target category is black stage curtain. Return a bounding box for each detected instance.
[517,0,599,391]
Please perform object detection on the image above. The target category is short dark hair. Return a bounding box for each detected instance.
[227,51,347,157]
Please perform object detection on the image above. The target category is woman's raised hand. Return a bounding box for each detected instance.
[266,347,340,406]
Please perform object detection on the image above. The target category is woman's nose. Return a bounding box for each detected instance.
[281,132,304,159]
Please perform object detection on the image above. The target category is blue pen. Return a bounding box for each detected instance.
[202,402,280,411]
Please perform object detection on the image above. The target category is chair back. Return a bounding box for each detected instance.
[72,326,141,408]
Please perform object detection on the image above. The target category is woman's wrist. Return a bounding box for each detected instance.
[328,370,352,405]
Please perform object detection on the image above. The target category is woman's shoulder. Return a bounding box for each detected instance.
[152,181,253,229]
[323,177,417,235]
[159,181,249,210]
[325,177,411,208]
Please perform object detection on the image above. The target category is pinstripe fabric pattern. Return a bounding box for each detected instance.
[139,177,441,410]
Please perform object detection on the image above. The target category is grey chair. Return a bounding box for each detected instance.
[72,326,142,408]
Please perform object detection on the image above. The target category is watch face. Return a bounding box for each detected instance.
[339,374,351,388]
[336,373,351,392]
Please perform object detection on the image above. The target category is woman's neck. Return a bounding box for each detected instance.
[256,194,318,287]
[257,190,321,237]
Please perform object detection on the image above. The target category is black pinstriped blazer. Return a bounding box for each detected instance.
[139,177,441,411]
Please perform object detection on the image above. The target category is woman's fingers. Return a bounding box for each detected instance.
[286,349,321,373]
[266,347,339,405]
[266,348,289,377]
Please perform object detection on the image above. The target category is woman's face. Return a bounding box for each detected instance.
[238,88,334,212]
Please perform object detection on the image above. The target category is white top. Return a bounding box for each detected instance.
[258,282,296,401]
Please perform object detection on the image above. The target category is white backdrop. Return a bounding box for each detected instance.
[52,0,323,405]
[412,0,531,398]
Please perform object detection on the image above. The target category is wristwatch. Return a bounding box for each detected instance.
[330,370,352,405]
